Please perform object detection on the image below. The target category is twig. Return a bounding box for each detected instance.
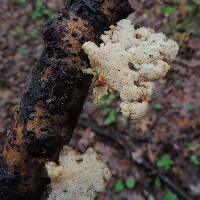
[78,118,126,150]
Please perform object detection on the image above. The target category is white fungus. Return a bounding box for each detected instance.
[46,146,111,200]
[82,19,179,120]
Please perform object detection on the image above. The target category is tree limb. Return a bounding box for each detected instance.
[0,1,133,199]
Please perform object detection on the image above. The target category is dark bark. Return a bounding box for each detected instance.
[0,1,133,199]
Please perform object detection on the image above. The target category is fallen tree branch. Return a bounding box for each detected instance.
[0,1,132,199]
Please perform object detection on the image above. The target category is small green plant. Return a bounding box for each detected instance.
[186,103,193,112]
[30,0,56,20]
[161,5,176,16]
[104,109,118,125]
[164,191,178,200]
[154,102,162,110]
[114,180,125,192]
[125,178,136,190]
[99,93,119,109]
[154,177,161,189]
[157,154,174,170]
[100,93,120,125]
[15,104,21,113]
[148,194,156,200]
[160,1,199,32]
[161,1,196,17]
[190,155,200,166]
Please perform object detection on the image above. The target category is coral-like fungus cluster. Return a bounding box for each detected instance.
[82,19,179,120]
[46,146,111,200]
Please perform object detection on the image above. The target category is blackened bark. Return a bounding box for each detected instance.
[0,1,133,199]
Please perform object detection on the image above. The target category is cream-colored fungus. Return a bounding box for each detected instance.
[46,146,111,200]
[82,19,179,120]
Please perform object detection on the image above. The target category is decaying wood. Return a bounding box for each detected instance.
[0,0,132,199]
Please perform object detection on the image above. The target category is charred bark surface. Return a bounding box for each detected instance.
[0,1,132,199]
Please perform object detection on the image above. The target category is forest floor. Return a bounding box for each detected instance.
[0,1,200,200]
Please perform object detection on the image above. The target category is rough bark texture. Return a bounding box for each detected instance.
[0,1,132,199]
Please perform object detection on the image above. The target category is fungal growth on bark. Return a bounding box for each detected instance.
[0,1,133,199]
[82,19,179,120]
[0,0,181,199]
[46,146,111,200]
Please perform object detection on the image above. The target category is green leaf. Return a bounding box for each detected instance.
[15,104,21,113]
[99,93,118,108]
[42,7,56,19]
[30,0,55,20]
[100,97,112,108]
[154,177,161,189]
[157,154,174,170]
[190,155,200,166]
[148,194,156,200]
[104,109,118,125]
[164,191,178,200]
[161,5,176,16]
[186,103,193,112]
[154,102,162,110]
[125,178,136,189]
[115,180,125,192]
